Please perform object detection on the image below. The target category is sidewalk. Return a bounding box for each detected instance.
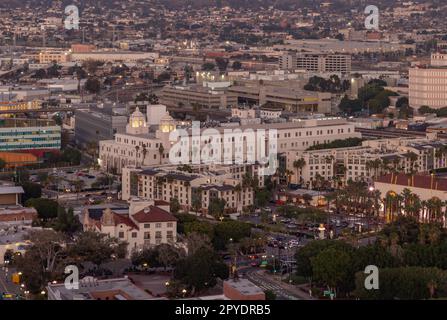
[258,270,316,300]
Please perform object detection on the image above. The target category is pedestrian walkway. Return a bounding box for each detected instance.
[254,270,315,300]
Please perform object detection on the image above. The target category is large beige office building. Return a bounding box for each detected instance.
[160,82,237,110]
[409,53,447,109]
[279,52,351,74]
[228,83,332,113]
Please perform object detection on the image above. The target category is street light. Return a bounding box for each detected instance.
[165,281,170,286]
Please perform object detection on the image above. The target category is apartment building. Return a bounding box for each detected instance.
[279,52,351,74]
[122,164,258,213]
[286,138,447,188]
[82,199,177,254]
[38,50,71,64]
[409,53,447,109]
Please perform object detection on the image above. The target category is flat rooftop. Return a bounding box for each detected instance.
[47,277,155,300]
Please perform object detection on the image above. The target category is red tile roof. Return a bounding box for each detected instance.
[375,173,447,191]
[113,213,139,230]
[132,206,177,223]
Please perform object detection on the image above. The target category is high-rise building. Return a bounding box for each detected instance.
[409,53,447,109]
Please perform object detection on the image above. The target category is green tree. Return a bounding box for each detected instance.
[131,247,161,268]
[311,247,355,295]
[84,77,101,94]
[25,198,59,221]
[208,198,226,218]
[264,290,277,300]
[232,61,242,70]
[213,220,251,250]
[295,240,353,278]
[169,197,181,214]
[354,267,447,300]
[157,244,185,270]
[14,230,66,293]
[174,247,228,296]
[201,62,216,71]
[184,221,214,239]
[68,231,127,267]
[54,207,82,235]
[21,182,42,203]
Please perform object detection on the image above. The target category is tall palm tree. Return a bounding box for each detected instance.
[293,158,306,186]
[141,144,148,166]
[135,145,140,167]
[234,183,242,213]
[158,144,165,165]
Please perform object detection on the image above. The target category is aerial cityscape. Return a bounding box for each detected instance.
[1,0,447,306]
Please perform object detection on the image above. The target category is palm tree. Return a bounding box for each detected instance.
[293,158,306,186]
[141,144,148,166]
[158,144,165,165]
[73,179,85,200]
[381,158,391,174]
[335,163,347,187]
[135,145,140,167]
[234,184,242,213]
[285,170,294,187]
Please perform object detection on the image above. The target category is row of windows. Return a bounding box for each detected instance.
[0,137,60,143]
[119,230,174,239]
[0,131,60,136]
[0,143,60,150]
[142,222,174,229]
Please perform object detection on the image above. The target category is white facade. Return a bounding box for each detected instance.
[82,199,177,255]
[409,53,447,109]
[99,111,359,174]
[147,104,167,126]
[71,51,159,63]
[287,138,447,188]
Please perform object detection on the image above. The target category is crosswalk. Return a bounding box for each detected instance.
[245,271,299,300]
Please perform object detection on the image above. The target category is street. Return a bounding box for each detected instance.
[0,266,21,297]
[241,267,311,300]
